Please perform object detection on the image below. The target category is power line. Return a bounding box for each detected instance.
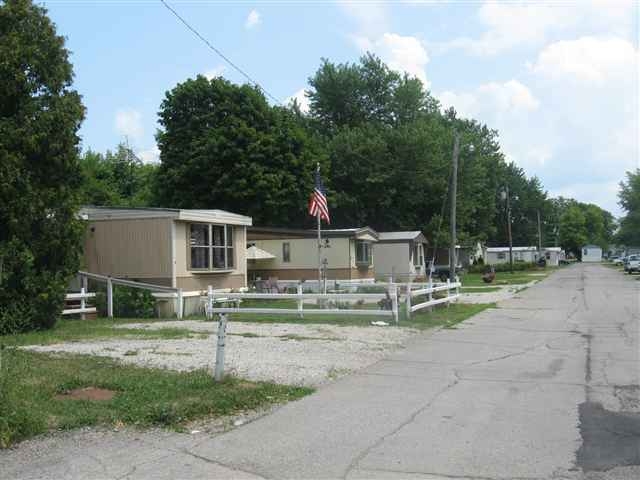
[159,0,281,104]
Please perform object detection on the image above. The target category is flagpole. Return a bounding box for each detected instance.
[316,162,322,293]
[317,210,322,293]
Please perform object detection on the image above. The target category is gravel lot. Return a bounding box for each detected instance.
[25,321,418,386]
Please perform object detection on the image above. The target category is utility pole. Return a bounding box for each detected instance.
[537,210,543,258]
[505,186,514,274]
[449,132,460,282]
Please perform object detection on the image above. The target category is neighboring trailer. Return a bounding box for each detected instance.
[82,207,252,291]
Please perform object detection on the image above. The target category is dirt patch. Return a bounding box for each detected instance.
[55,387,116,401]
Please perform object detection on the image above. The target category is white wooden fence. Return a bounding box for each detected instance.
[207,283,400,323]
[62,288,97,318]
[405,278,461,319]
[77,271,182,318]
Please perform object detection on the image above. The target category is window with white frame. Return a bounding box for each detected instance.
[356,241,372,265]
[497,252,506,260]
[189,223,234,270]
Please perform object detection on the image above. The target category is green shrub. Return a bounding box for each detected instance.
[95,286,156,318]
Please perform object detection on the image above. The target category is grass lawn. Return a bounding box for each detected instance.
[460,286,502,293]
[1,317,198,347]
[226,302,495,330]
[460,269,554,287]
[0,348,312,448]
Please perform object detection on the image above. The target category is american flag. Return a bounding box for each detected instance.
[308,165,330,224]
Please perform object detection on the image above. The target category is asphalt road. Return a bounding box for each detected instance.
[2,263,639,479]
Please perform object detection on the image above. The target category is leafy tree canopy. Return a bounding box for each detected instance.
[0,0,85,333]
[155,76,325,227]
[616,169,640,246]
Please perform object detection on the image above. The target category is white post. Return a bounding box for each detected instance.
[177,288,183,319]
[207,285,213,320]
[81,275,88,320]
[107,277,113,318]
[297,283,304,318]
[214,313,227,381]
[455,275,460,298]
[80,286,86,320]
[406,278,412,320]
[446,278,451,308]
[390,282,398,325]
[428,276,433,302]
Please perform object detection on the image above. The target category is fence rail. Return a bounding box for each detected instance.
[62,288,97,317]
[405,278,461,318]
[77,271,182,319]
[207,284,399,323]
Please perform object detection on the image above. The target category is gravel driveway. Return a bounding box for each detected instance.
[25,321,418,386]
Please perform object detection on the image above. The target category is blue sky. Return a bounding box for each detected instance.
[44,0,638,216]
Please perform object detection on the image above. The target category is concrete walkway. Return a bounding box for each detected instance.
[2,264,639,479]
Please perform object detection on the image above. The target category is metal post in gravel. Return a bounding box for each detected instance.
[297,283,304,318]
[214,313,227,381]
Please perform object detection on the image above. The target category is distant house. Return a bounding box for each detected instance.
[484,246,538,264]
[82,207,252,291]
[542,247,564,266]
[246,226,378,285]
[582,244,602,262]
[375,231,428,281]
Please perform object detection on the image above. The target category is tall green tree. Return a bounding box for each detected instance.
[616,169,640,246]
[79,144,156,207]
[0,0,85,334]
[155,76,324,227]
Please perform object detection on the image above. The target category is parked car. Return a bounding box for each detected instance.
[611,256,624,265]
[624,255,640,274]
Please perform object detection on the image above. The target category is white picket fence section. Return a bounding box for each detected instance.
[405,278,461,319]
[62,288,97,317]
[207,283,400,323]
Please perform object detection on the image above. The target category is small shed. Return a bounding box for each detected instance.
[582,245,602,262]
[375,231,428,281]
[542,247,564,266]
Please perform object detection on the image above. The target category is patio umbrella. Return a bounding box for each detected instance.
[246,245,276,260]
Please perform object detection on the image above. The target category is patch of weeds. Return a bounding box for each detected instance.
[0,349,313,448]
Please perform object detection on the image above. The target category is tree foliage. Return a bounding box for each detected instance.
[0,0,85,334]
[154,76,324,227]
[78,144,156,207]
[616,169,640,246]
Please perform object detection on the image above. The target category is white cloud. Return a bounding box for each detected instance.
[245,9,261,29]
[204,65,226,80]
[438,79,539,119]
[114,109,143,141]
[137,146,160,164]
[339,1,389,37]
[444,0,634,56]
[285,88,310,114]
[352,33,430,87]
[531,36,639,86]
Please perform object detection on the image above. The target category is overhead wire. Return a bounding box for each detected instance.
[159,0,281,104]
